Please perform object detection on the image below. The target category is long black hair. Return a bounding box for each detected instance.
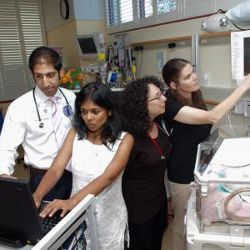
[74,82,122,148]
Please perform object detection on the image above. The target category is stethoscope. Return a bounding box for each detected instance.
[32,87,73,128]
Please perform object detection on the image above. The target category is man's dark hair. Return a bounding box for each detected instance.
[28,46,62,73]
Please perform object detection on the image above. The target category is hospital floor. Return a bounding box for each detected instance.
[161,224,173,250]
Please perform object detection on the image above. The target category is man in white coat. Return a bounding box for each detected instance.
[0,46,76,201]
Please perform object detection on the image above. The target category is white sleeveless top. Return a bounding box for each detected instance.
[71,132,128,250]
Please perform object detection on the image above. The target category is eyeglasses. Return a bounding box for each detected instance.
[147,91,166,102]
[33,71,58,82]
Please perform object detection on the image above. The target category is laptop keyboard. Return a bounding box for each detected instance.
[39,201,62,234]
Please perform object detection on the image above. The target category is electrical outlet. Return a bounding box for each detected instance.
[156,51,166,73]
[203,73,209,86]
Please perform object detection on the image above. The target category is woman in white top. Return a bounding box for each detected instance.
[33,82,134,250]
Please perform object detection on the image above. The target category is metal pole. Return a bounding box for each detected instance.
[192,33,200,81]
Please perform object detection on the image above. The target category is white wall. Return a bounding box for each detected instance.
[42,0,75,32]
[73,0,105,21]
[42,0,105,31]
[124,17,234,90]
[41,0,250,102]
[108,0,250,102]
[42,0,106,67]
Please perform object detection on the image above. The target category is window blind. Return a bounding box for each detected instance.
[106,0,178,30]
[106,0,134,27]
[157,0,176,14]
[0,0,44,101]
[106,0,119,27]
[120,0,133,24]
[138,0,153,19]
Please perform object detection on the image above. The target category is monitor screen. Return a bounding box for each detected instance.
[231,30,250,80]
[77,36,97,55]
[244,37,250,76]
[196,129,222,175]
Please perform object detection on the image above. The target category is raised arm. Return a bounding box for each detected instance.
[174,74,250,125]
[33,128,76,207]
[40,133,134,217]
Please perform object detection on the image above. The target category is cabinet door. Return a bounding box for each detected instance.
[0,66,30,101]
[184,0,215,17]
[215,0,246,11]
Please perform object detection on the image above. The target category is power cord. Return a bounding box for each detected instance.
[224,187,250,223]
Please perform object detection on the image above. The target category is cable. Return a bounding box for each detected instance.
[224,187,250,224]
[137,50,143,78]
[216,7,250,31]
[230,20,249,31]
[219,163,250,168]
[66,222,87,249]
[226,112,238,137]
[217,9,226,14]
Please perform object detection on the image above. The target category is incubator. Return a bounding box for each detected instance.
[186,130,250,249]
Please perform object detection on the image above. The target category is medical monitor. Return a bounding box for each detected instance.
[231,30,250,80]
[77,35,97,60]
[194,129,222,176]
[244,37,250,76]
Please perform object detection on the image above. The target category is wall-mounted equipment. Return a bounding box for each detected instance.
[231,30,250,80]
[77,34,98,60]
[201,13,230,32]
[168,42,176,49]
[201,1,250,32]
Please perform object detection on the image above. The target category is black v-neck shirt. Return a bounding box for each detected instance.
[122,128,171,223]
[163,94,212,184]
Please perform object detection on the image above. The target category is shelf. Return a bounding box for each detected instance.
[200,31,230,39]
[131,35,191,47]
[130,31,231,47]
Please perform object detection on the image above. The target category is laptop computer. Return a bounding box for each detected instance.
[0,177,61,247]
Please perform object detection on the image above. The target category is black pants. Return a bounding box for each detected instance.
[29,168,72,201]
[128,202,167,250]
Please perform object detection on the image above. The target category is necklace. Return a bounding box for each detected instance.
[89,140,102,157]
[148,125,166,160]
[93,145,99,156]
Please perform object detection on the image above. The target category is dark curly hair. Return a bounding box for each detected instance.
[122,76,163,137]
[29,46,62,73]
[73,82,122,148]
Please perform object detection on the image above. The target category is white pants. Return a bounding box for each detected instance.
[161,181,191,250]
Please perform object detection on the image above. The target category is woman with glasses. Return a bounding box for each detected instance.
[121,76,172,250]
[161,58,250,250]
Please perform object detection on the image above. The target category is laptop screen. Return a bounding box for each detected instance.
[0,178,97,249]
[0,177,44,246]
[195,129,222,175]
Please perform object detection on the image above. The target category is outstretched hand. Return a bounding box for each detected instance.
[39,198,76,218]
[0,174,17,179]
